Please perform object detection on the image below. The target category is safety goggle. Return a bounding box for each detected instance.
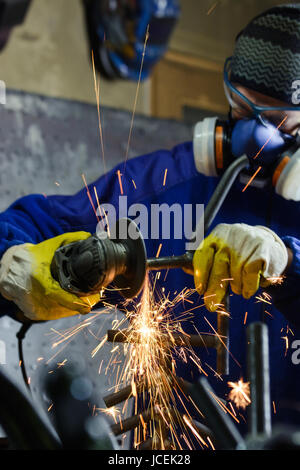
[223,56,300,135]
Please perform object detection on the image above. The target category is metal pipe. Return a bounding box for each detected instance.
[186,377,245,450]
[247,322,272,437]
[107,329,218,348]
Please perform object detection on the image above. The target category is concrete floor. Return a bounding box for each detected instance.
[0,0,150,114]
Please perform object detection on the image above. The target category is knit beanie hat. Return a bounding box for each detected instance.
[230,4,300,105]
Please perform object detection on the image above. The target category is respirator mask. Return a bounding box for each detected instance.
[193,57,300,201]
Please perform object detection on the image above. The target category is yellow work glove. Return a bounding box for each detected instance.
[193,223,288,312]
[0,232,101,321]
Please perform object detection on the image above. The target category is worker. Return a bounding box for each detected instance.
[0,3,300,435]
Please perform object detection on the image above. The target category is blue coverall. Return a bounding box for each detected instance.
[1,141,300,434]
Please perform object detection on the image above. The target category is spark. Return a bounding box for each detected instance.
[156,243,163,258]
[242,166,262,192]
[163,168,168,186]
[57,359,67,368]
[95,275,212,449]
[228,379,251,409]
[207,436,215,450]
[82,173,100,222]
[281,335,289,356]
[243,311,248,325]
[91,50,106,175]
[99,406,120,424]
[124,24,150,172]
[253,116,287,161]
[266,276,284,285]
[264,310,274,319]
[207,1,219,15]
[183,415,208,447]
[42,269,237,449]
[94,185,110,237]
[117,169,124,195]
[242,116,287,191]
[204,316,241,367]
[255,294,272,305]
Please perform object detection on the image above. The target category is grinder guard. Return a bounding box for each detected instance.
[51,218,147,299]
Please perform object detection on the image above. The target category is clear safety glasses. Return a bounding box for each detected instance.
[224,57,300,135]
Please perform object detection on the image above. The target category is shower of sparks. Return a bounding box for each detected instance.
[48,273,221,449]
[228,379,251,409]
[99,405,120,424]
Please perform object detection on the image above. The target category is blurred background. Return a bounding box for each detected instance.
[0,0,295,121]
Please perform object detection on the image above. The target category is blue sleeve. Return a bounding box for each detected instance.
[268,236,300,328]
[0,194,65,318]
[47,142,196,234]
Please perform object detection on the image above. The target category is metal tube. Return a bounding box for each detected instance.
[247,322,272,437]
[107,329,218,348]
[111,410,153,436]
[103,381,146,408]
[147,252,193,272]
[187,377,245,450]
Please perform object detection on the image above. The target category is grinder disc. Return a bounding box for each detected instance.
[111,218,147,299]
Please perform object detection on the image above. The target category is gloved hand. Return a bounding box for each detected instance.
[193,223,288,312]
[0,232,101,321]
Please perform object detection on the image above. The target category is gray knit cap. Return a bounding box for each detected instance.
[230,4,300,105]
